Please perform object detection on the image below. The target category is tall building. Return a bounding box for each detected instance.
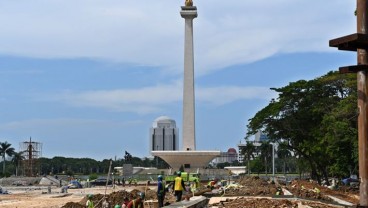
[237,131,270,163]
[255,130,269,142]
[150,116,179,151]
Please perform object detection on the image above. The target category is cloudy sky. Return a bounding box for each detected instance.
[0,0,357,160]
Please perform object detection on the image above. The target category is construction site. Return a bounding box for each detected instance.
[1,0,368,207]
[0,173,361,208]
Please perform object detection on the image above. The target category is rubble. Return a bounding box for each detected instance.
[220,176,277,196]
[286,179,359,204]
[210,197,344,208]
[0,176,358,208]
[61,188,173,208]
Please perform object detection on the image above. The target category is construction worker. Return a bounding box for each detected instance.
[157,175,166,207]
[275,187,283,195]
[174,171,185,202]
[127,192,145,208]
[190,178,199,193]
[86,194,94,208]
[313,187,321,194]
[207,178,218,190]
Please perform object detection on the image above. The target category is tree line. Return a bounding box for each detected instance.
[0,143,168,177]
[244,71,357,185]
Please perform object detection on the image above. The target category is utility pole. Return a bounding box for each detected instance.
[330,0,368,206]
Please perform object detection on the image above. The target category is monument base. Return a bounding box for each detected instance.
[151,150,220,170]
[123,164,133,177]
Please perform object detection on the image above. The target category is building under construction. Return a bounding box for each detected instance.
[19,138,42,177]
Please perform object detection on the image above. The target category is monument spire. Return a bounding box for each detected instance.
[181,0,197,151]
[151,1,220,170]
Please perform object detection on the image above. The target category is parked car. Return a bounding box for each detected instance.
[91,178,112,186]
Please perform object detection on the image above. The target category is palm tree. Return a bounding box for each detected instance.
[0,142,15,175]
[259,142,272,176]
[240,141,255,175]
[277,142,291,176]
[12,151,25,176]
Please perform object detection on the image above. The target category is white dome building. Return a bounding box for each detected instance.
[149,116,179,151]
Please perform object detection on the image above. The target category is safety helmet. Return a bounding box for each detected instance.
[177,171,181,176]
[114,205,121,208]
[138,192,145,200]
[158,175,163,181]
[88,194,93,199]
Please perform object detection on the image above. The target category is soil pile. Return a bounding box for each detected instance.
[286,179,359,204]
[61,189,158,208]
[211,197,342,208]
[222,176,276,196]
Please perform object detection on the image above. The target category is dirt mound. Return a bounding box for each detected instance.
[286,179,359,204]
[62,202,85,208]
[210,197,340,208]
[223,176,276,196]
[62,189,158,208]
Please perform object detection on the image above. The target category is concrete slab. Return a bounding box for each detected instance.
[164,196,208,208]
[208,196,273,205]
[326,195,354,206]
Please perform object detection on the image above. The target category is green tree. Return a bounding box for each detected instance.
[250,157,264,176]
[0,141,15,175]
[258,142,272,176]
[240,141,256,175]
[12,151,25,176]
[246,71,356,184]
[277,142,291,176]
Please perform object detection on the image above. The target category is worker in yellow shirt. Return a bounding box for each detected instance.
[174,171,186,202]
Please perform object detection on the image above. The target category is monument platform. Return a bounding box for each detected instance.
[151,150,220,169]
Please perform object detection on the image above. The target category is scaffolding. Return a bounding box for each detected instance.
[19,138,42,177]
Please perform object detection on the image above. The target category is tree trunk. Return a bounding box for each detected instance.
[247,158,251,175]
[283,159,286,177]
[318,164,330,186]
[265,157,268,176]
[310,163,321,184]
[2,156,5,174]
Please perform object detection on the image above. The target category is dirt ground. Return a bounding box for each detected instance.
[285,179,359,204]
[208,176,359,207]
[0,186,156,208]
[209,197,344,208]
[222,176,277,196]
[0,177,360,208]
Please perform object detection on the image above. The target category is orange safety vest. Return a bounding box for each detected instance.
[174,177,184,191]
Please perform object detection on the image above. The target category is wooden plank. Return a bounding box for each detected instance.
[339,65,368,73]
[329,33,368,51]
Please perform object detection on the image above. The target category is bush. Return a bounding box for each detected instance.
[89,173,98,181]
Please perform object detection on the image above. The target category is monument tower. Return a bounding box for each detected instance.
[151,0,220,170]
[181,0,197,151]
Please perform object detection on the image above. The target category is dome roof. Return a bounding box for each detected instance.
[154,116,172,122]
[152,116,176,128]
[227,148,237,154]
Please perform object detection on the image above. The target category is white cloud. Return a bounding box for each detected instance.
[0,0,355,75]
[40,83,276,114]
[0,118,142,131]
[197,86,277,106]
